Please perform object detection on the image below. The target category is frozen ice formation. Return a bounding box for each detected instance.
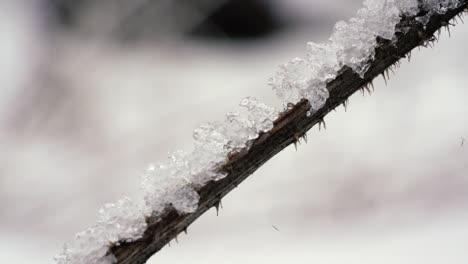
[56,0,461,263]
[55,198,147,264]
[270,0,460,111]
[56,97,278,263]
[142,97,278,214]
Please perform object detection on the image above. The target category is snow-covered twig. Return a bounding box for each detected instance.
[56,1,467,264]
[110,3,467,263]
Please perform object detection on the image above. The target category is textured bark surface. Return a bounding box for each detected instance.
[110,3,467,263]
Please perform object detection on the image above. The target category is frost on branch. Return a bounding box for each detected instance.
[56,96,279,263]
[56,0,463,263]
[55,198,146,264]
[141,97,279,217]
[270,0,461,111]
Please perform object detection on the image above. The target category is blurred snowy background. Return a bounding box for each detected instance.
[1,0,467,263]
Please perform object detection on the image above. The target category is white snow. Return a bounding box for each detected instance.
[141,97,278,216]
[55,0,462,263]
[271,0,460,108]
[55,198,146,264]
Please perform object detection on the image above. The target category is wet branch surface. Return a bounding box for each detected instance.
[110,4,467,263]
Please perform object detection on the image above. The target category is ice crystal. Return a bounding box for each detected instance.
[270,0,459,113]
[141,153,196,214]
[141,96,278,216]
[55,198,146,264]
[240,96,279,132]
[97,198,147,241]
[56,0,462,263]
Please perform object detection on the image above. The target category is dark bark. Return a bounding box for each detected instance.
[110,3,467,263]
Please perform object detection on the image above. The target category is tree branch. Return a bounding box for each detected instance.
[110,3,467,263]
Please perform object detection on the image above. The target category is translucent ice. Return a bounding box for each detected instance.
[55,198,146,264]
[141,97,277,217]
[270,0,459,112]
[240,96,279,133]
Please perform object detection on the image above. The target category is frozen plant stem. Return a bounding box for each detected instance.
[109,3,467,263]
[53,1,468,264]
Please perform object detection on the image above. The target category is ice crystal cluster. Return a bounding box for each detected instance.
[56,0,461,263]
[270,0,460,110]
[55,198,147,264]
[56,97,278,264]
[142,96,278,214]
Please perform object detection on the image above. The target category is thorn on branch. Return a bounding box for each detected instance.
[360,87,365,96]
[441,21,452,37]
[381,72,387,86]
[364,84,372,95]
[387,66,395,77]
[214,199,223,216]
[293,133,302,150]
[342,99,349,112]
[318,118,327,131]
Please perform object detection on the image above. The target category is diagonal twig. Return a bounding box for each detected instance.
[110,3,467,263]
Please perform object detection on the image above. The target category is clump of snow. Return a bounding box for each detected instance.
[270,0,460,111]
[141,153,200,214]
[64,96,277,263]
[141,97,278,216]
[56,0,462,263]
[55,198,146,264]
[269,57,330,111]
[240,96,279,132]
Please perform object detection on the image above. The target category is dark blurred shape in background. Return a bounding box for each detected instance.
[47,0,84,27]
[189,0,282,40]
[46,0,283,42]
